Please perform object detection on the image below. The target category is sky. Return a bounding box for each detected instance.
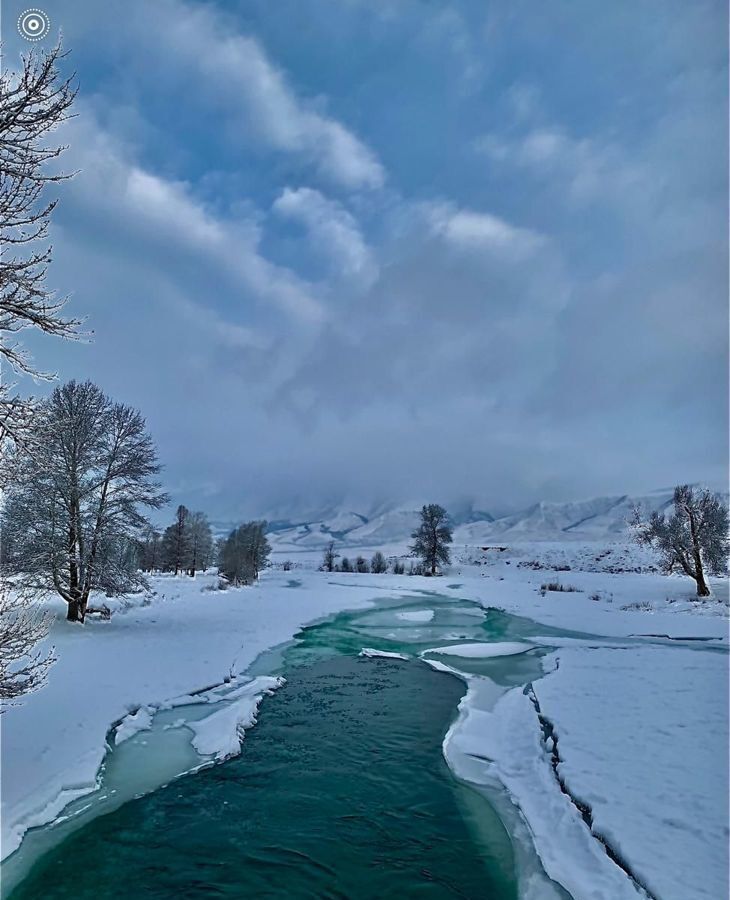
[3,0,728,519]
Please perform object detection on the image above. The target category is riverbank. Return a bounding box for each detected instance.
[1,551,727,898]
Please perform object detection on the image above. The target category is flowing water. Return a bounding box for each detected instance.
[5,594,587,899]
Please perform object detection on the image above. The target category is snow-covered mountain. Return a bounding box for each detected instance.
[211,486,725,553]
[250,488,672,551]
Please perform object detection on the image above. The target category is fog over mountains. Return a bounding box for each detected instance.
[211,486,727,551]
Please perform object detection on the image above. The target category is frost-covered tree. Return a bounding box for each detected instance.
[2,381,167,621]
[138,526,162,573]
[0,45,80,477]
[245,521,271,581]
[217,521,270,586]
[370,551,387,574]
[188,512,213,576]
[161,505,191,575]
[632,485,728,597]
[321,541,338,573]
[355,555,369,574]
[340,556,352,573]
[410,504,453,576]
[0,583,55,704]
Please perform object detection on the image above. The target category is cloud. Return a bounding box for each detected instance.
[62,112,323,324]
[273,187,378,289]
[23,0,726,518]
[124,0,386,191]
[424,202,546,260]
[476,127,646,207]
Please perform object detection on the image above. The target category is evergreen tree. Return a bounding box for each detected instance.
[161,505,191,575]
[410,504,453,576]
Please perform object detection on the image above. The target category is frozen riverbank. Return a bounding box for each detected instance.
[2,555,728,898]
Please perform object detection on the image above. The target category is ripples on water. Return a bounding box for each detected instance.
[9,597,576,899]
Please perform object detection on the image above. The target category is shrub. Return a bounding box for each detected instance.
[539,582,580,596]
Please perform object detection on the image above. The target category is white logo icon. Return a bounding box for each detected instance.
[18,8,51,41]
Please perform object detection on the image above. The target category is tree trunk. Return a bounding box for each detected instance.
[695,568,711,597]
[66,598,82,622]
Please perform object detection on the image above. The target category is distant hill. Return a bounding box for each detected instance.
[210,486,726,553]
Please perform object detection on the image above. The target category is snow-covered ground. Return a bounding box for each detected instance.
[1,539,728,900]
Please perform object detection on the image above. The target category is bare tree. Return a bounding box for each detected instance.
[632,485,728,597]
[0,583,55,704]
[370,551,387,574]
[0,44,81,472]
[321,540,338,573]
[410,504,453,576]
[138,525,162,573]
[2,381,168,621]
[188,512,213,576]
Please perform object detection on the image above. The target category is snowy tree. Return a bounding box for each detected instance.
[217,521,270,586]
[0,583,55,704]
[370,551,387,574]
[410,504,453,576]
[321,541,338,573]
[0,45,80,479]
[161,506,191,575]
[2,381,167,621]
[188,512,213,576]
[138,526,162,573]
[245,521,271,581]
[632,485,728,597]
[340,556,352,573]
[355,555,369,573]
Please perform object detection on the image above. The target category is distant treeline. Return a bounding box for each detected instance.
[139,507,271,587]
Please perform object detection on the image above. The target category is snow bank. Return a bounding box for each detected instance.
[188,676,284,760]
[1,571,382,859]
[359,648,409,660]
[114,706,155,745]
[534,646,729,900]
[444,682,644,899]
[423,641,535,658]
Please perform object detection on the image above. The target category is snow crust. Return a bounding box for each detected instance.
[114,706,154,745]
[188,676,284,760]
[534,646,729,900]
[423,641,534,658]
[395,609,434,623]
[359,648,409,660]
[443,683,644,899]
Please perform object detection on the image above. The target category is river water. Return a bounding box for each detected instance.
[6,592,584,899]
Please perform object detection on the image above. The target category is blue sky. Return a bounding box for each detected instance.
[4,0,728,517]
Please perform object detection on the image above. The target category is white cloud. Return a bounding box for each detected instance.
[273,187,378,289]
[425,202,545,259]
[476,127,645,206]
[130,0,385,191]
[64,112,324,324]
